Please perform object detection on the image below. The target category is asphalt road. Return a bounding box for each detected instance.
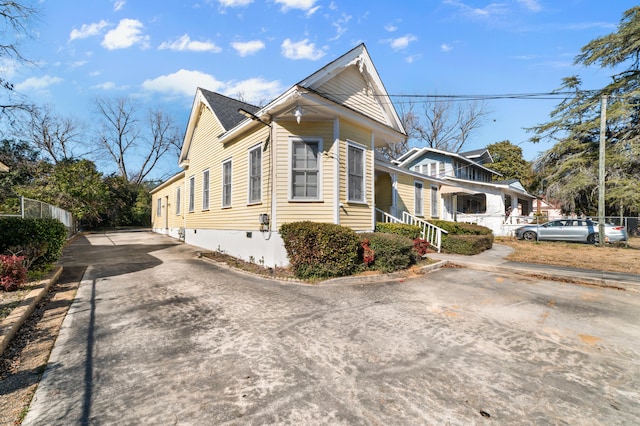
[24,232,640,425]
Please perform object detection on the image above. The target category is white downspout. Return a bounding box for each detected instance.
[334,117,340,225]
[370,131,375,230]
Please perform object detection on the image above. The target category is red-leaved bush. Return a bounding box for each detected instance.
[413,238,430,257]
[361,238,375,266]
[0,254,28,291]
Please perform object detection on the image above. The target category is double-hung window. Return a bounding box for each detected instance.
[431,185,439,218]
[347,142,365,203]
[291,138,321,200]
[175,186,181,215]
[414,181,423,216]
[202,169,210,210]
[156,198,162,217]
[248,145,262,204]
[188,176,195,212]
[222,159,232,207]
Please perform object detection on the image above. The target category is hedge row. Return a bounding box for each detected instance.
[279,221,361,280]
[280,221,420,280]
[0,217,67,270]
[374,222,421,239]
[428,219,494,255]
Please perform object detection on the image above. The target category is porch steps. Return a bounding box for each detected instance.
[375,209,447,253]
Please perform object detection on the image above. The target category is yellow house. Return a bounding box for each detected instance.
[0,161,8,172]
[151,44,445,266]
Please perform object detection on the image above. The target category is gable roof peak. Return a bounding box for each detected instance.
[197,88,260,132]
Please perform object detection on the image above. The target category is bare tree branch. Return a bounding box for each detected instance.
[95,97,140,180]
[131,109,180,185]
[94,97,180,184]
[400,98,491,154]
[21,105,86,163]
[0,1,39,120]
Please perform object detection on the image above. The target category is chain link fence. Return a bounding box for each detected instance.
[0,196,77,237]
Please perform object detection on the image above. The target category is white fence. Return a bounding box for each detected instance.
[0,196,76,237]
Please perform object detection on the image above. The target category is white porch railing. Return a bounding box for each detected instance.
[375,208,448,253]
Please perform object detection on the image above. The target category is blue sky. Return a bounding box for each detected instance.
[5,0,637,179]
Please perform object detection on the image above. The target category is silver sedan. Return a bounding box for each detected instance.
[515,219,628,243]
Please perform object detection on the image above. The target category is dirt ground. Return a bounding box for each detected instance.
[497,236,640,275]
[0,267,84,426]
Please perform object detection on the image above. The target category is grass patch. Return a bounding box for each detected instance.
[496,236,640,275]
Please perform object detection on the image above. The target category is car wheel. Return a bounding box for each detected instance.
[587,233,598,244]
[523,230,537,241]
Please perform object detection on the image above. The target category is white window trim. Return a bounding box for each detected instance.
[288,137,323,202]
[247,143,262,205]
[202,169,210,211]
[346,140,367,204]
[414,180,424,217]
[431,185,439,218]
[156,198,162,217]
[188,176,195,213]
[222,159,232,208]
[175,186,181,216]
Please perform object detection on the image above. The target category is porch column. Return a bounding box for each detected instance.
[391,173,398,218]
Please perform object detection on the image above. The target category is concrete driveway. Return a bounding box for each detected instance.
[24,231,640,425]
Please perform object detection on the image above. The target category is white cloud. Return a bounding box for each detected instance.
[388,34,417,50]
[159,34,222,53]
[275,0,318,12]
[15,75,63,92]
[231,40,265,56]
[443,0,510,19]
[142,69,225,96]
[281,38,325,60]
[329,14,352,41]
[218,0,253,6]
[102,19,150,50]
[113,1,126,11]
[441,43,453,52]
[69,20,109,41]
[141,69,282,105]
[405,54,422,64]
[385,24,398,32]
[92,81,118,90]
[517,0,541,12]
[225,77,282,104]
[0,59,18,80]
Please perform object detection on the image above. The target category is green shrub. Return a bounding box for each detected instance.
[375,222,421,239]
[442,234,494,255]
[428,220,492,235]
[361,232,416,273]
[427,220,493,255]
[280,221,361,280]
[0,217,68,269]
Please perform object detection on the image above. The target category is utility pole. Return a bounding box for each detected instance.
[598,95,607,245]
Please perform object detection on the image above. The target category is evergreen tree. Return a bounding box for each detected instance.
[530,6,640,215]
[486,140,533,188]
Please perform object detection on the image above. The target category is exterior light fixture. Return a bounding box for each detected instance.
[294,105,303,124]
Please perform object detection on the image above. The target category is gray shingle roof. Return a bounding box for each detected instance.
[199,88,260,131]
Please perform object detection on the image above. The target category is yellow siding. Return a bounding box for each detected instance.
[184,105,272,230]
[274,120,336,228]
[339,120,373,230]
[395,174,433,219]
[374,172,392,213]
[318,66,386,124]
[151,178,185,229]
